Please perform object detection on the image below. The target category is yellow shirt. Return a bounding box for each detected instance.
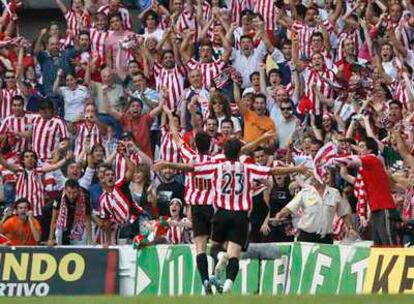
[243,110,276,143]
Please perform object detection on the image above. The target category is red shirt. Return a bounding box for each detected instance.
[334,58,353,82]
[360,155,396,211]
[120,112,153,158]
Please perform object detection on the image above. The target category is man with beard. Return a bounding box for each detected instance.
[48,179,93,246]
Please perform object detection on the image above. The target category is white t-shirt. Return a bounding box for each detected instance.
[61,85,89,122]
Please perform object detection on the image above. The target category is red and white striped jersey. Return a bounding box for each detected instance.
[64,9,91,37]
[32,116,69,161]
[153,62,186,111]
[392,80,411,110]
[254,0,279,30]
[98,179,131,224]
[159,125,184,163]
[301,67,336,116]
[0,113,35,154]
[90,28,110,61]
[15,167,46,217]
[403,186,414,220]
[179,143,214,206]
[292,20,335,59]
[74,121,103,159]
[94,222,120,245]
[114,152,141,182]
[231,0,254,24]
[97,5,132,30]
[193,160,271,211]
[336,29,361,61]
[176,5,198,41]
[186,58,226,89]
[167,220,191,244]
[0,88,21,121]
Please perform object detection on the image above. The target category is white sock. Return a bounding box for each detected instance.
[223,279,233,293]
[218,251,228,261]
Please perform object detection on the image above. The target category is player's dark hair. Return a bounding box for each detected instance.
[249,71,260,82]
[389,99,403,110]
[143,9,160,27]
[39,98,54,110]
[14,198,30,209]
[195,131,211,154]
[364,137,379,155]
[65,179,80,189]
[20,149,38,167]
[224,138,242,160]
[12,95,25,104]
[221,118,234,129]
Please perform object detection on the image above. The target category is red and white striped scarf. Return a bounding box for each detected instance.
[403,186,414,220]
[56,191,88,241]
[354,167,368,220]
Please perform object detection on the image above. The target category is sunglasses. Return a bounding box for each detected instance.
[5,76,15,79]
[281,107,292,111]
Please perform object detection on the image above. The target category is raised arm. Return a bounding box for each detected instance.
[149,89,165,118]
[233,77,246,115]
[393,126,414,167]
[241,131,276,154]
[291,33,306,72]
[328,0,343,24]
[34,28,48,55]
[42,150,74,173]
[152,160,195,172]
[53,69,64,95]
[55,0,69,14]
[179,29,195,64]
[271,164,310,176]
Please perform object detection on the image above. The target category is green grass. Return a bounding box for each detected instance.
[0,295,413,304]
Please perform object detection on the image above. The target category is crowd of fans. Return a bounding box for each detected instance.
[0,0,413,248]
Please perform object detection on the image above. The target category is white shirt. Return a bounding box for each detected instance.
[143,28,164,42]
[286,185,349,236]
[230,42,285,88]
[382,60,398,81]
[60,85,89,122]
[276,116,298,148]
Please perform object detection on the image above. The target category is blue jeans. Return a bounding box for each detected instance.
[98,113,123,139]
[3,183,16,207]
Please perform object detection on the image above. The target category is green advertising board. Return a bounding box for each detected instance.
[288,242,370,294]
[134,243,371,295]
[135,244,260,295]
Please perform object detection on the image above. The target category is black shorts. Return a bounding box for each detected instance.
[211,209,249,247]
[191,205,214,237]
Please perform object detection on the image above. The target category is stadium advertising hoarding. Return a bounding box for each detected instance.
[363,248,414,294]
[135,244,292,295]
[0,247,119,296]
[288,242,370,294]
[134,243,371,296]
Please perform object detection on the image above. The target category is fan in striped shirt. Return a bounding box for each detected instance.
[153,138,309,293]
[0,95,34,155]
[0,149,74,219]
[96,149,144,246]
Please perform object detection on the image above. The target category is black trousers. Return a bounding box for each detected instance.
[370,209,400,246]
[297,230,333,244]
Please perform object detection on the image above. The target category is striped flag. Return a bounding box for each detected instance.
[313,143,338,183]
